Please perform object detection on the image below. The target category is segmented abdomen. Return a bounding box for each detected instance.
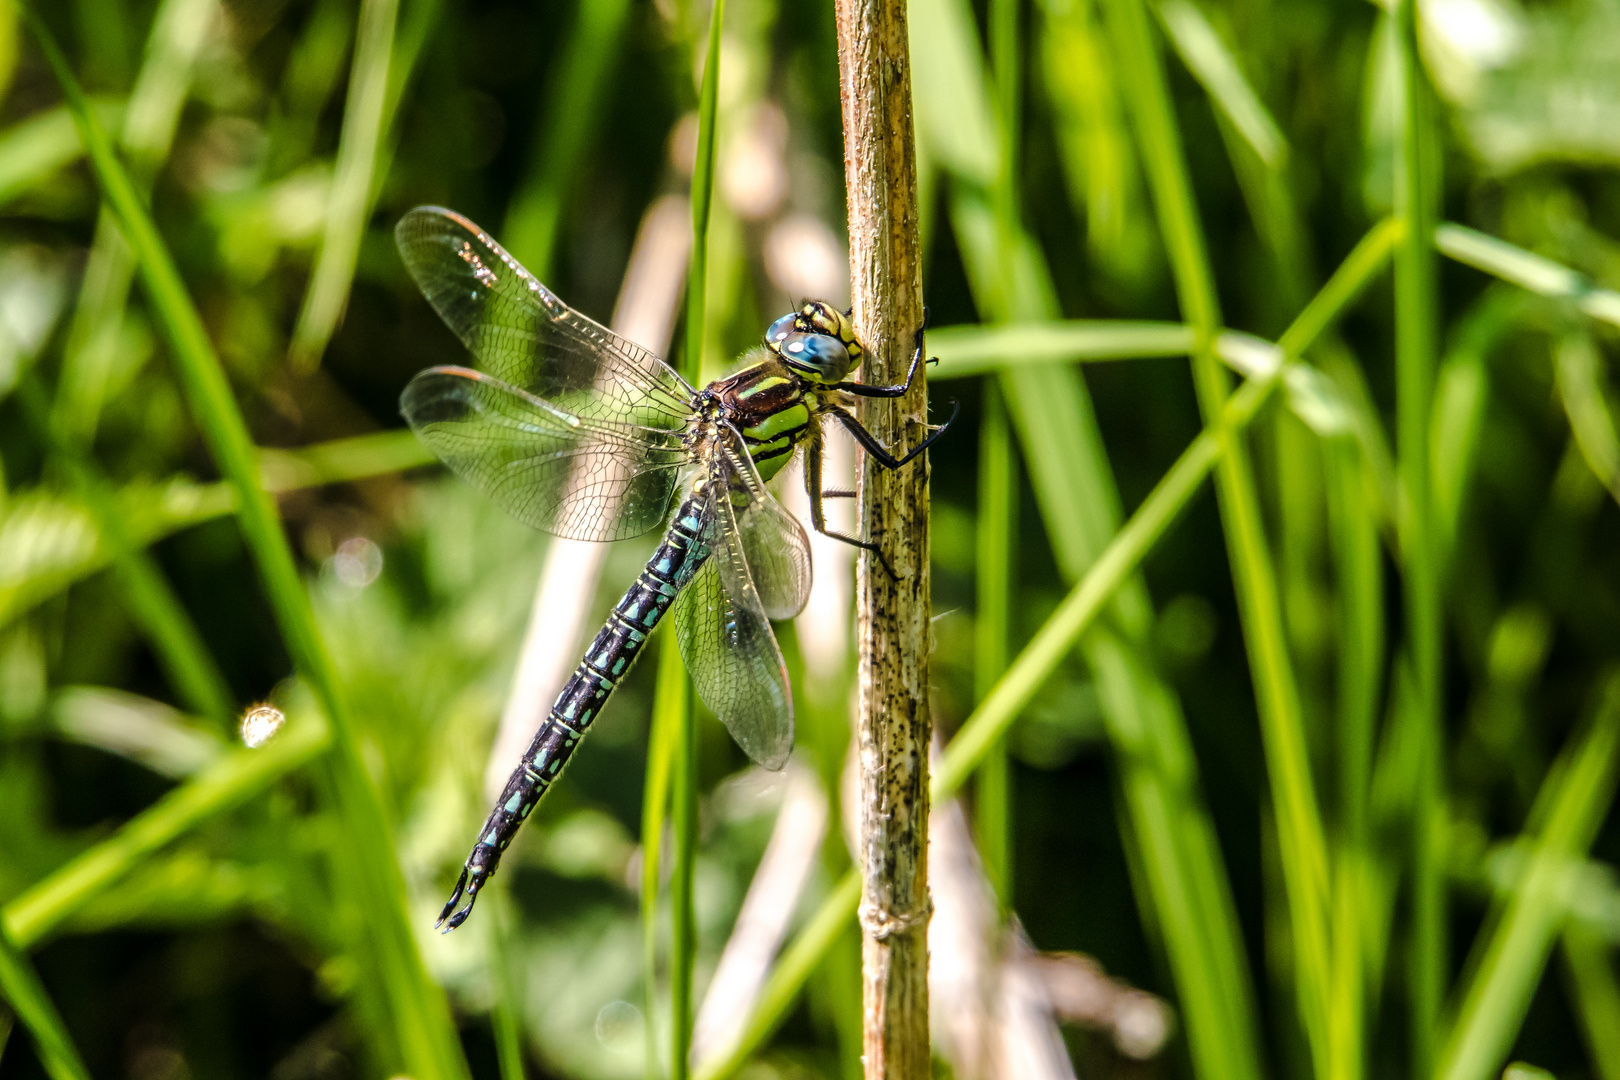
[437,493,709,930]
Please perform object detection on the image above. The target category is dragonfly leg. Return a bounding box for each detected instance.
[805,440,896,579]
[827,397,960,472]
[821,488,857,499]
[830,309,938,398]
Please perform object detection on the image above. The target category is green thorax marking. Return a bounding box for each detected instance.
[710,357,816,483]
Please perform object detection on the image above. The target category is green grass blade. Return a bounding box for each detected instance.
[1155,0,1286,168]
[266,0,352,173]
[1437,674,1620,1080]
[949,111,1268,1080]
[694,870,863,1080]
[1316,234,1402,1080]
[1,429,434,632]
[1,432,431,631]
[1430,290,1516,571]
[643,634,685,1079]
[927,320,1192,375]
[684,0,725,385]
[1435,224,1620,331]
[923,312,1397,381]
[16,374,233,725]
[1101,0,1332,1068]
[3,714,330,948]
[501,0,633,277]
[1562,924,1620,1080]
[485,886,528,1080]
[257,429,435,491]
[1280,218,1405,356]
[975,382,1016,907]
[979,0,1020,915]
[669,648,697,1080]
[1325,429,1384,1080]
[55,0,212,443]
[288,0,399,372]
[0,0,16,107]
[1036,0,1154,283]
[370,0,443,202]
[665,5,724,1074]
[1554,331,1620,503]
[0,924,91,1080]
[29,18,470,1079]
[1393,0,1445,1066]
[0,100,122,208]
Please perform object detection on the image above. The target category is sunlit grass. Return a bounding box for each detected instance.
[5,0,1620,1078]
[27,12,469,1079]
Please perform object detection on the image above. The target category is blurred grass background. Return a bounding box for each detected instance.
[3,0,1620,1078]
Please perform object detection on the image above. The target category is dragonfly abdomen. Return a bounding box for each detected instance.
[437,493,711,931]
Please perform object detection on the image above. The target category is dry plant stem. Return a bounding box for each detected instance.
[835,1,932,1076]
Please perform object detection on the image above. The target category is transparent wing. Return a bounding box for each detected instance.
[402,366,689,542]
[673,474,795,771]
[397,206,695,428]
[716,426,811,621]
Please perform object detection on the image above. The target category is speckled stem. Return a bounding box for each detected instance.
[834,2,933,1076]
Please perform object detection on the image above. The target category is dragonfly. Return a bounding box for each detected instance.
[396,206,952,930]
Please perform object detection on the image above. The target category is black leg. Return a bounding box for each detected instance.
[831,309,936,399]
[829,398,960,472]
[805,440,896,579]
[821,488,857,499]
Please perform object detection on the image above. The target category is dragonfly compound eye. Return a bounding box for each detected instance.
[765,312,797,347]
[803,302,847,338]
[776,331,854,382]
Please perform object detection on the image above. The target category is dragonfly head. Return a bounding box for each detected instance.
[766,301,863,383]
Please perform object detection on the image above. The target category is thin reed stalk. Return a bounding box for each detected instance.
[0,925,90,1080]
[1393,0,1445,1068]
[642,633,684,1078]
[975,385,1016,907]
[655,2,726,1074]
[501,0,632,277]
[669,647,698,1080]
[486,886,529,1080]
[977,0,1021,913]
[1438,675,1620,1080]
[835,0,934,1073]
[289,0,399,371]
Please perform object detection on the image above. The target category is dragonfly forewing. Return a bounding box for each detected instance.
[396,206,696,428]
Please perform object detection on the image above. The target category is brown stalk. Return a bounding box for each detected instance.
[834,2,933,1076]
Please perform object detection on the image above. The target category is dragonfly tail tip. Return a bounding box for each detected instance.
[437,868,471,930]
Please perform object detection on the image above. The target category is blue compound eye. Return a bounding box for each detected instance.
[765,312,798,346]
[776,331,853,381]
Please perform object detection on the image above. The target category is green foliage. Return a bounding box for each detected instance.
[4,0,1620,1078]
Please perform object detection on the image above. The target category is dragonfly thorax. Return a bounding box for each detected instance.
[700,353,822,483]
